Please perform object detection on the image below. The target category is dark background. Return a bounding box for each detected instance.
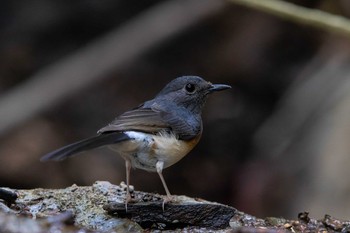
[1,0,350,219]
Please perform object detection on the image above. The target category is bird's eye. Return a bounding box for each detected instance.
[185,83,196,93]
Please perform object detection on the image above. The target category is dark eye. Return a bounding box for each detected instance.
[185,83,196,93]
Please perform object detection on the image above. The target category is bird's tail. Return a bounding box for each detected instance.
[40,132,129,162]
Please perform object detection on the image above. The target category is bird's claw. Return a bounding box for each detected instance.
[162,195,175,211]
[125,193,135,212]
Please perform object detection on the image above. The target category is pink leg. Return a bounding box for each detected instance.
[156,161,173,210]
[125,159,132,210]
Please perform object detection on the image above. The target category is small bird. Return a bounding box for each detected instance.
[41,76,231,207]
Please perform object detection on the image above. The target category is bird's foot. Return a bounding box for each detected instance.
[124,193,137,212]
[162,195,175,211]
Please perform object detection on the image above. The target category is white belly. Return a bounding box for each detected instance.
[109,131,194,172]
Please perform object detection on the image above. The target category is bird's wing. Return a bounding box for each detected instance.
[98,106,201,140]
[97,107,171,134]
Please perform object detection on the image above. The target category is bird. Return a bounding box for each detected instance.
[41,76,231,208]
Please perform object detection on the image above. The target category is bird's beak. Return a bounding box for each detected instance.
[208,83,231,93]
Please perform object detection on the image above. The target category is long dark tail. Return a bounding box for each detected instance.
[40,132,129,162]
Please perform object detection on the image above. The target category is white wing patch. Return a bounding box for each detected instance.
[125,131,153,143]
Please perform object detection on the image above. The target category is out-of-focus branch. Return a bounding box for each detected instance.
[0,0,224,135]
[229,0,350,37]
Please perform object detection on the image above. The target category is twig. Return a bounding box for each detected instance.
[229,0,350,37]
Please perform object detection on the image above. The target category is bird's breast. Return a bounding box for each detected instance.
[108,131,200,172]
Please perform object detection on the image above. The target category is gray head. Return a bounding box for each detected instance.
[155,76,231,114]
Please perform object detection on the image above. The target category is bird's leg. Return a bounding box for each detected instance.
[125,159,132,211]
[156,161,173,210]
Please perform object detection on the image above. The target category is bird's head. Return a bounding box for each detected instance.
[155,76,231,114]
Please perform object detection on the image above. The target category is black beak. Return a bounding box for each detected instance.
[208,83,231,93]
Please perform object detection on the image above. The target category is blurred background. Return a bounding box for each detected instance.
[1,0,350,220]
